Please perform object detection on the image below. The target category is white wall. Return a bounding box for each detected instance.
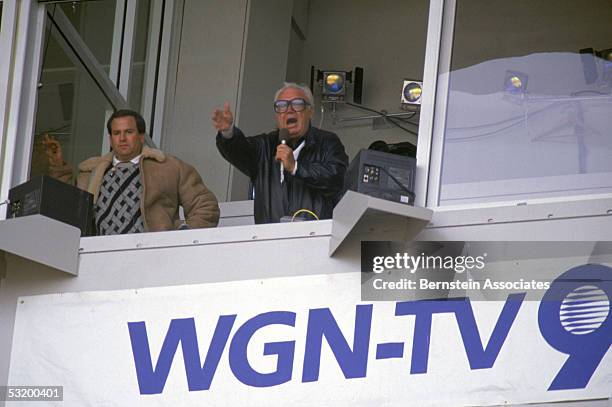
[298,0,429,161]
[162,0,248,202]
[229,0,293,200]
[285,0,308,83]
[162,0,294,202]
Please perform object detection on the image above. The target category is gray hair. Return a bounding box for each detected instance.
[274,82,315,109]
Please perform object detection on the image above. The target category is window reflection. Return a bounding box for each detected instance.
[31,1,117,180]
[439,0,612,206]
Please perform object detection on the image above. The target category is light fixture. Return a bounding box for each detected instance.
[311,67,364,103]
[401,80,422,110]
[322,71,346,101]
[503,70,528,96]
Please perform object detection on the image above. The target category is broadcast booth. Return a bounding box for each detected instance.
[0,0,611,406]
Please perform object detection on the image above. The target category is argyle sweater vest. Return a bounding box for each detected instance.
[94,164,145,235]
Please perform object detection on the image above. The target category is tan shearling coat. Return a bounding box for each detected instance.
[73,147,219,232]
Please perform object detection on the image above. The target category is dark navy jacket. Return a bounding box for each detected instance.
[216,126,348,224]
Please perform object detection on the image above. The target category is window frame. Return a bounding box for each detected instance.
[0,0,178,220]
[0,1,46,212]
[415,0,612,228]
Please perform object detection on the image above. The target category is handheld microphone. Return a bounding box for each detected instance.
[278,128,290,184]
[279,128,289,145]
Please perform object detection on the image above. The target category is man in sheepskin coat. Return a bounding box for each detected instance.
[46,109,219,235]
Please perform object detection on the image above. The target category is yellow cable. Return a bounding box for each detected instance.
[291,208,319,222]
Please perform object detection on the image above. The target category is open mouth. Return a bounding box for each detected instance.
[286,117,298,125]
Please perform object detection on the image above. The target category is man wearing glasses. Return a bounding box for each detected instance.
[213,83,348,224]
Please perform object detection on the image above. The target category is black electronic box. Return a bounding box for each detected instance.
[344,149,416,205]
[7,175,94,236]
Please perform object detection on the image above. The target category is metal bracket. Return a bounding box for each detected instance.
[329,191,433,256]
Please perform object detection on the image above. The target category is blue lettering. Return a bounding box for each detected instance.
[455,293,525,369]
[395,294,524,373]
[229,311,296,387]
[128,316,236,394]
[302,305,372,382]
[538,264,612,390]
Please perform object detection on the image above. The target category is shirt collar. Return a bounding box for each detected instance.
[289,124,312,148]
[113,154,142,166]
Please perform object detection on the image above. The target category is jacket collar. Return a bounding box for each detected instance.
[78,146,166,171]
[78,146,166,201]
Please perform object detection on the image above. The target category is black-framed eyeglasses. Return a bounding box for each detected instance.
[273,98,310,113]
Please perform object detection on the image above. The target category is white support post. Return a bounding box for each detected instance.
[118,0,137,97]
[158,0,185,152]
[151,0,176,147]
[414,0,447,208]
[0,0,37,216]
[102,0,140,154]
[102,0,127,155]
[0,0,19,209]
[10,5,47,189]
[141,0,163,145]
[108,0,126,86]
[424,0,456,208]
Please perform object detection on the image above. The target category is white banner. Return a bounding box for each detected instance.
[8,271,612,406]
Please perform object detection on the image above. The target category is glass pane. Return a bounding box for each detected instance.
[31,1,117,180]
[285,0,428,165]
[58,2,116,67]
[438,0,612,206]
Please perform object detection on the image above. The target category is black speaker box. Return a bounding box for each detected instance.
[7,175,94,236]
[344,149,416,205]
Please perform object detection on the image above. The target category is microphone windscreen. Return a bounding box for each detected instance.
[279,128,290,145]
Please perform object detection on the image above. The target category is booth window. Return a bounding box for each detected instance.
[31,0,156,181]
[31,1,117,180]
[434,0,612,206]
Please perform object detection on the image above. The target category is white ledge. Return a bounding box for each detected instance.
[0,215,81,275]
[78,220,333,254]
